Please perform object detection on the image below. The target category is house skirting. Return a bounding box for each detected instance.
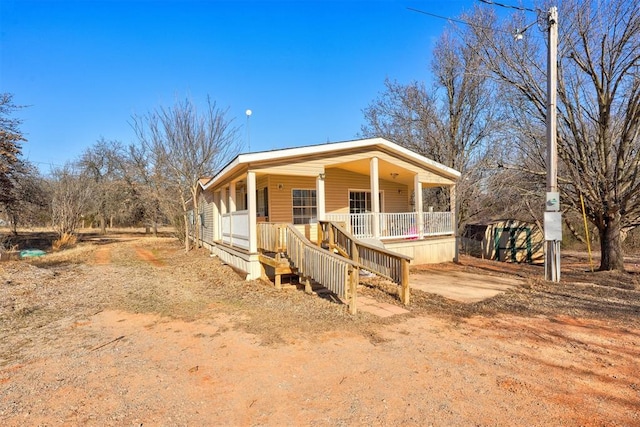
[384,236,456,264]
[206,241,262,280]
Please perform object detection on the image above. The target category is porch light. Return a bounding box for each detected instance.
[390,173,399,179]
[318,173,326,180]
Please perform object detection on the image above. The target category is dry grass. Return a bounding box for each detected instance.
[2,231,640,367]
[51,233,77,251]
[2,231,639,426]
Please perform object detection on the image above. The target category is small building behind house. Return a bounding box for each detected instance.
[461,219,544,264]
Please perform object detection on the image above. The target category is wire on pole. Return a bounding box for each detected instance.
[477,0,536,13]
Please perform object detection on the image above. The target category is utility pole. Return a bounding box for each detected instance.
[544,6,561,282]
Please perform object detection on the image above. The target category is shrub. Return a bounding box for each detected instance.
[52,232,77,251]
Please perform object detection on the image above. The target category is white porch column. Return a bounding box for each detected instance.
[219,188,227,245]
[450,183,458,262]
[228,182,236,246]
[370,157,380,238]
[414,175,424,239]
[212,190,220,241]
[316,172,326,221]
[247,171,257,253]
[229,181,237,213]
[220,188,227,215]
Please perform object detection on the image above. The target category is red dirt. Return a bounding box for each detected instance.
[133,246,165,267]
[1,234,639,425]
[92,247,111,265]
[3,310,637,426]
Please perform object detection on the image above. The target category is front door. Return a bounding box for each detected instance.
[349,191,382,237]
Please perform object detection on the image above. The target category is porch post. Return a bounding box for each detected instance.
[229,182,236,247]
[212,190,220,241]
[450,183,459,262]
[316,172,326,221]
[229,181,237,213]
[220,188,227,245]
[247,171,257,252]
[414,175,424,239]
[370,157,380,238]
[220,188,227,214]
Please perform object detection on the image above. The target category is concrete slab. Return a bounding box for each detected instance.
[357,295,410,317]
[410,270,523,303]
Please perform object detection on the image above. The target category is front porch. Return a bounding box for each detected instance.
[203,207,456,268]
[192,138,461,280]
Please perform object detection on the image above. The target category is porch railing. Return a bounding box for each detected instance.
[221,210,250,249]
[324,212,454,240]
[257,223,359,314]
[379,212,418,239]
[319,221,411,305]
[422,212,454,237]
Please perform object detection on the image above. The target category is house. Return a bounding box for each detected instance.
[191,137,460,286]
[461,219,544,264]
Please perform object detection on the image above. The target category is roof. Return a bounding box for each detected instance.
[198,177,212,187]
[200,137,461,191]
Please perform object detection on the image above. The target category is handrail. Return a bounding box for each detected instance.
[257,222,287,253]
[257,223,359,314]
[319,220,411,305]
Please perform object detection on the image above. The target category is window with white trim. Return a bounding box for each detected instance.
[292,189,317,224]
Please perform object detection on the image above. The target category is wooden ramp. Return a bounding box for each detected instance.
[257,222,412,314]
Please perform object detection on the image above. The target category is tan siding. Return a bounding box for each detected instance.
[267,175,316,223]
[325,168,410,213]
[380,179,410,213]
[256,175,268,189]
[325,168,366,214]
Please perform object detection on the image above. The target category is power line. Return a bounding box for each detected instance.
[406,7,513,35]
[477,0,536,13]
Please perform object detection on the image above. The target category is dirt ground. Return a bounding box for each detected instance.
[1,230,639,426]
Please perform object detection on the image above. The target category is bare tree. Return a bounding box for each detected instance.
[77,138,127,233]
[127,142,169,236]
[3,162,49,233]
[473,0,640,270]
[131,97,240,251]
[0,93,26,221]
[361,26,502,228]
[50,165,94,237]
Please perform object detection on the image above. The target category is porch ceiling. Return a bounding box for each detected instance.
[330,158,415,185]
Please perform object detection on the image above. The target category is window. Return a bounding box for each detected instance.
[349,191,383,213]
[292,189,317,224]
[257,187,269,217]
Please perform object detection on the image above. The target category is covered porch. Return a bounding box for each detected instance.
[194,138,460,280]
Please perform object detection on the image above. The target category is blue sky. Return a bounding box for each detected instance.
[2,0,498,174]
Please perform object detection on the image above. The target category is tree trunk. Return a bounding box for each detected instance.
[598,212,625,271]
[184,212,190,253]
[100,216,106,235]
[153,221,158,237]
[191,188,201,249]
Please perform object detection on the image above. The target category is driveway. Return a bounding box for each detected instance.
[410,270,523,303]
